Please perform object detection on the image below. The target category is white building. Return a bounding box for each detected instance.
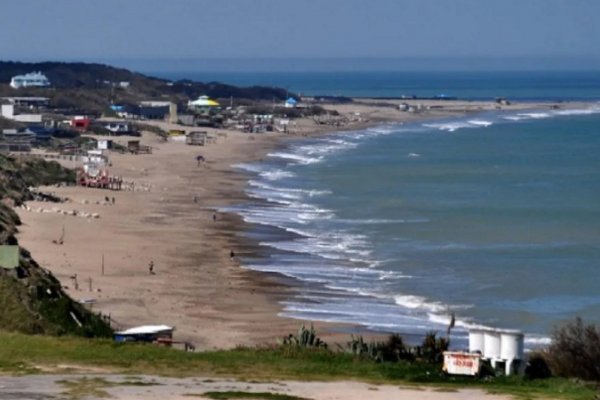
[0,104,42,123]
[9,72,51,89]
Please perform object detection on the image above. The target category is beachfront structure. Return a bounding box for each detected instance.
[188,95,219,109]
[104,122,132,135]
[71,116,91,131]
[284,97,298,108]
[1,96,49,108]
[114,325,174,343]
[0,104,43,123]
[9,72,51,89]
[0,129,35,152]
[186,131,207,146]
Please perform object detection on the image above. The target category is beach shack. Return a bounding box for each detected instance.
[284,97,298,108]
[114,325,174,343]
[127,140,152,154]
[186,131,207,146]
[71,116,91,131]
[188,95,220,110]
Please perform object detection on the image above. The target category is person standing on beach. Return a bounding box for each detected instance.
[148,260,155,275]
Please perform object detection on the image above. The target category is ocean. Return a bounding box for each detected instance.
[228,106,600,348]
[153,70,600,101]
[154,69,600,347]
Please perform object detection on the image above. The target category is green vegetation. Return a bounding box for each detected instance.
[0,332,597,399]
[200,391,310,400]
[0,154,112,337]
[0,61,292,115]
[281,324,327,348]
[547,318,600,381]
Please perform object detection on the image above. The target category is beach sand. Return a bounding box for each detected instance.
[14,99,573,349]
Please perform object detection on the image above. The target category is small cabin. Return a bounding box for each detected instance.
[114,325,174,343]
[186,131,207,146]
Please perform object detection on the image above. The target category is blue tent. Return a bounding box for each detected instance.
[285,97,298,106]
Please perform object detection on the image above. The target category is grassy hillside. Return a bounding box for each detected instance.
[0,154,112,337]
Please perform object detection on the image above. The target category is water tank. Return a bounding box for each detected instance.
[500,330,524,360]
[483,330,501,359]
[469,329,485,354]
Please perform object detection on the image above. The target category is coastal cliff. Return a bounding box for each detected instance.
[0,154,112,337]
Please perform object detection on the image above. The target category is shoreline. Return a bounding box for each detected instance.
[14,99,597,349]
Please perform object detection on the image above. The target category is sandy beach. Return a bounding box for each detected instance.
[14,99,577,349]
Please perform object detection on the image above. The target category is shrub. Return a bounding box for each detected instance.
[547,317,600,381]
[341,334,414,363]
[524,353,552,380]
[417,331,449,364]
[281,325,327,349]
[378,333,414,363]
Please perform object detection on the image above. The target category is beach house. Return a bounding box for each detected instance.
[9,72,51,89]
[284,97,298,108]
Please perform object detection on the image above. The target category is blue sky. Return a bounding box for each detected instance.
[1,0,599,70]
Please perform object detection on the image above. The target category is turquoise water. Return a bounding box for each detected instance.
[154,70,600,100]
[229,106,600,346]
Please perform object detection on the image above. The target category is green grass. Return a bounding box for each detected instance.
[0,332,596,400]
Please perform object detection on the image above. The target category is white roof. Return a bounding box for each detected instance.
[116,325,174,335]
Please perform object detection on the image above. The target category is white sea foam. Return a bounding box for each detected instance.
[518,112,551,119]
[423,122,473,132]
[248,180,331,197]
[338,217,429,225]
[553,107,600,116]
[503,112,551,122]
[366,125,396,135]
[424,119,495,132]
[408,152,421,157]
[267,151,322,165]
[259,169,295,181]
[467,119,493,127]
[395,295,447,313]
[233,163,263,173]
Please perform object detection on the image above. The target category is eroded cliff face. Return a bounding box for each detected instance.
[0,154,112,337]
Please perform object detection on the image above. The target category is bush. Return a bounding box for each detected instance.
[281,325,327,349]
[417,331,449,364]
[547,317,600,381]
[524,353,552,380]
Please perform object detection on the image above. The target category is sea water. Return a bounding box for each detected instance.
[154,70,600,101]
[226,106,600,347]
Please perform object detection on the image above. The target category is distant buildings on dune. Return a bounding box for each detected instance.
[9,71,51,89]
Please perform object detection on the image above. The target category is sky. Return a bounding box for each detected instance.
[1,0,600,71]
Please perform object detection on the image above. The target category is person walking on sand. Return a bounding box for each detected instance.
[213,213,217,222]
[229,250,235,261]
[148,260,155,275]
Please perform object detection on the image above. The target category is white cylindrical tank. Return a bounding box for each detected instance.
[500,330,524,360]
[484,330,501,359]
[469,329,485,354]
